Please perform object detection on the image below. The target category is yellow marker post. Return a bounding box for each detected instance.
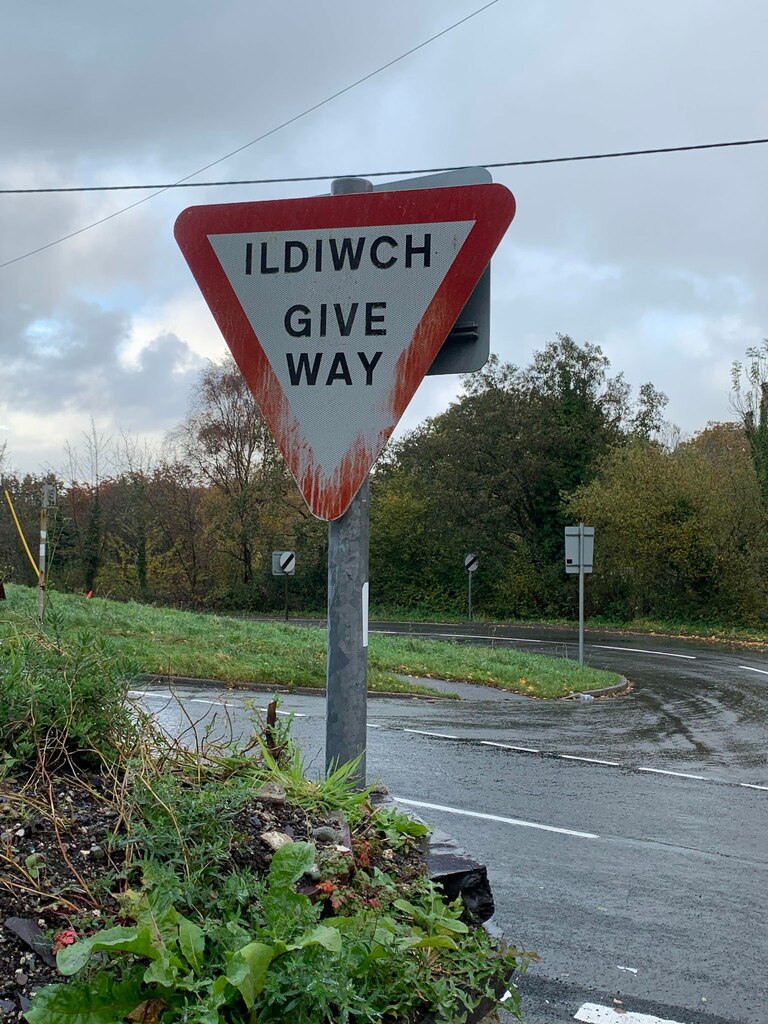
[4,489,40,577]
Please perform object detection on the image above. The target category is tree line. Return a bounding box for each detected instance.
[2,335,768,627]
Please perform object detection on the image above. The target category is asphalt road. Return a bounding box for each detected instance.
[131,622,768,1024]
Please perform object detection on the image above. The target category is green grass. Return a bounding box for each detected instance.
[1,585,621,698]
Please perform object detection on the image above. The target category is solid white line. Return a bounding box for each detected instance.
[393,797,599,839]
[591,645,695,660]
[481,741,540,753]
[367,723,382,729]
[560,754,621,766]
[638,767,707,780]
[128,691,171,701]
[403,729,458,740]
[740,664,768,676]
[190,698,236,707]
[575,1002,684,1023]
[740,782,768,791]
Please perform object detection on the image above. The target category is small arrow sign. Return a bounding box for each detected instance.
[175,184,515,520]
[464,553,479,573]
[272,551,296,576]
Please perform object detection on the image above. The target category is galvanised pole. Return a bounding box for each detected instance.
[325,176,373,786]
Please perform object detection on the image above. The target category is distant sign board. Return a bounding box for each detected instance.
[272,551,296,576]
[565,526,594,574]
[464,553,479,573]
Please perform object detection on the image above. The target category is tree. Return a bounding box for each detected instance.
[373,336,664,617]
[566,433,767,623]
[731,340,768,503]
[170,358,304,606]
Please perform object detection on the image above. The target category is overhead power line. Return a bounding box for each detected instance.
[0,0,500,270]
[1,136,766,195]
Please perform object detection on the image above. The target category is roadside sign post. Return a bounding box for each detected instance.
[176,175,515,784]
[38,483,56,626]
[272,550,296,622]
[464,553,479,621]
[565,524,594,667]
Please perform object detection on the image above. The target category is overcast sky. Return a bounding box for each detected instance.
[1,0,766,476]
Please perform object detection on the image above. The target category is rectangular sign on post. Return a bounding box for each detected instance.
[565,526,594,573]
[565,524,594,667]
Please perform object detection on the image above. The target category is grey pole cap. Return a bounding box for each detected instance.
[331,177,374,195]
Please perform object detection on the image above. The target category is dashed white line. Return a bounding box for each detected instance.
[393,797,599,839]
[128,690,171,701]
[591,645,695,660]
[257,707,307,718]
[740,664,768,676]
[638,767,707,780]
[575,1003,684,1024]
[740,782,768,791]
[367,723,382,729]
[190,698,237,707]
[373,629,547,643]
[481,741,540,753]
[560,755,621,766]
[403,729,458,740]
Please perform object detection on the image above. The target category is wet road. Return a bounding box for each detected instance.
[131,623,768,1022]
[369,620,768,785]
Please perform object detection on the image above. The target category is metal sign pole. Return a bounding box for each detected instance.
[578,522,585,667]
[325,176,373,786]
[468,571,473,622]
[284,575,289,622]
[37,486,51,626]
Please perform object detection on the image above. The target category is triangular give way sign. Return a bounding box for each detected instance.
[175,183,515,520]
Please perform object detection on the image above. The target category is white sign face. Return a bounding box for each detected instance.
[465,553,479,573]
[208,221,473,477]
[175,186,516,520]
[272,550,296,576]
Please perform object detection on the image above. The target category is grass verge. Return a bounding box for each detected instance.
[2,585,621,698]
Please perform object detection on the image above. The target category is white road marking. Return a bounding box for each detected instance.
[740,782,768,791]
[373,629,547,643]
[366,723,382,729]
[190,698,236,706]
[591,645,695,660]
[616,964,639,974]
[638,767,707,780]
[575,1002,684,1024]
[403,729,458,740]
[128,690,171,701]
[481,741,540,753]
[257,707,306,718]
[740,664,768,676]
[393,797,599,839]
[560,755,621,766]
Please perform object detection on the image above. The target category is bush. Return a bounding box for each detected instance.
[0,624,139,771]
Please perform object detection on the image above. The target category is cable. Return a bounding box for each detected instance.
[0,0,500,271]
[2,135,766,195]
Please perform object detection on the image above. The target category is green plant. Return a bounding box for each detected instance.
[0,626,139,771]
[27,840,525,1023]
[374,807,430,850]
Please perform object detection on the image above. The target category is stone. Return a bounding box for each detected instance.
[3,917,57,968]
[14,971,29,986]
[255,781,287,804]
[260,830,293,851]
[312,825,341,844]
